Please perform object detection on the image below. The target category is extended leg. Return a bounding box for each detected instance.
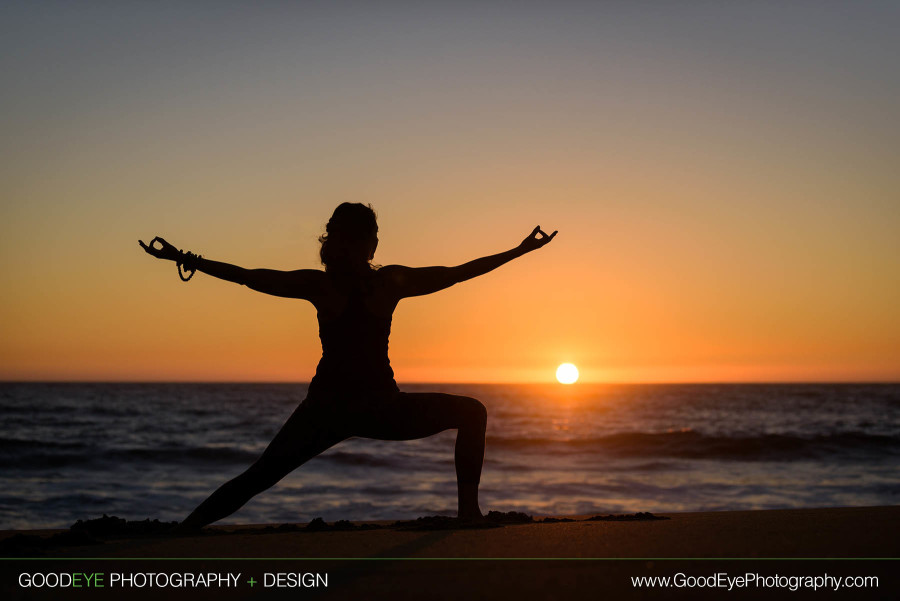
[351,392,488,520]
[178,402,346,531]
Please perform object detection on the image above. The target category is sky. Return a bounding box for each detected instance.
[1,1,898,383]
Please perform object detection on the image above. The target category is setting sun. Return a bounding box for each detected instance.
[556,363,579,384]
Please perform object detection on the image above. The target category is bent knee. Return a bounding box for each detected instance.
[461,397,487,428]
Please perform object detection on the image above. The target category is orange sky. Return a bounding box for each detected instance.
[2,3,899,383]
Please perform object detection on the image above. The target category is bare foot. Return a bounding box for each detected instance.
[457,509,487,524]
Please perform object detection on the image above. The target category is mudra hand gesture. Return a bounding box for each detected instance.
[139,236,202,281]
[518,226,558,253]
[139,236,181,262]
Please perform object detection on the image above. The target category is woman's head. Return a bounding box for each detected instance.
[319,202,378,272]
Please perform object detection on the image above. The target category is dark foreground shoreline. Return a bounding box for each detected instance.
[2,506,896,558]
[3,507,897,600]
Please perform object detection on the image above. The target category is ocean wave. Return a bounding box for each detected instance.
[3,443,450,471]
[6,430,899,470]
[0,443,261,469]
[486,431,900,461]
[118,446,261,463]
[0,437,88,451]
[319,451,398,467]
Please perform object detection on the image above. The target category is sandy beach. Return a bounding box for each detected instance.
[3,507,897,600]
[3,506,896,559]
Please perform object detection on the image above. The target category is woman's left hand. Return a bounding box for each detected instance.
[518,226,557,253]
[139,236,181,262]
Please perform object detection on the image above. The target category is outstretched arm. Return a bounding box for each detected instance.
[386,226,557,298]
[139,237,323,300]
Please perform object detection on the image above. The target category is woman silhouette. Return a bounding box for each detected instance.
[140,203,556,530]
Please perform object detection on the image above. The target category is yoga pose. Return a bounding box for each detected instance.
[139,203,556,529]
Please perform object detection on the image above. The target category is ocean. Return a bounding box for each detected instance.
[1,383,898,529]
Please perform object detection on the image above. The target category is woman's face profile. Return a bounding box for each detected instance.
[368,233,378,261]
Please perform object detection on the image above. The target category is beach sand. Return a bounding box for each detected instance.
[3,507,897,599]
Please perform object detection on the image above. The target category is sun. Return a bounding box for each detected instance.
[556,363,579,384]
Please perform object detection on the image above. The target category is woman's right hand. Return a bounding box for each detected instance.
[139,236,181,261]
[518,226,557,253]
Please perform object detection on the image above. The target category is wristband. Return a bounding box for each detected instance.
[177,250,202,282]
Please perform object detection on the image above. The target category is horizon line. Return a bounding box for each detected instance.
[1,379,898,386]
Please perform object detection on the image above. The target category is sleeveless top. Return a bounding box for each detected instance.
[307,274,399,399]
